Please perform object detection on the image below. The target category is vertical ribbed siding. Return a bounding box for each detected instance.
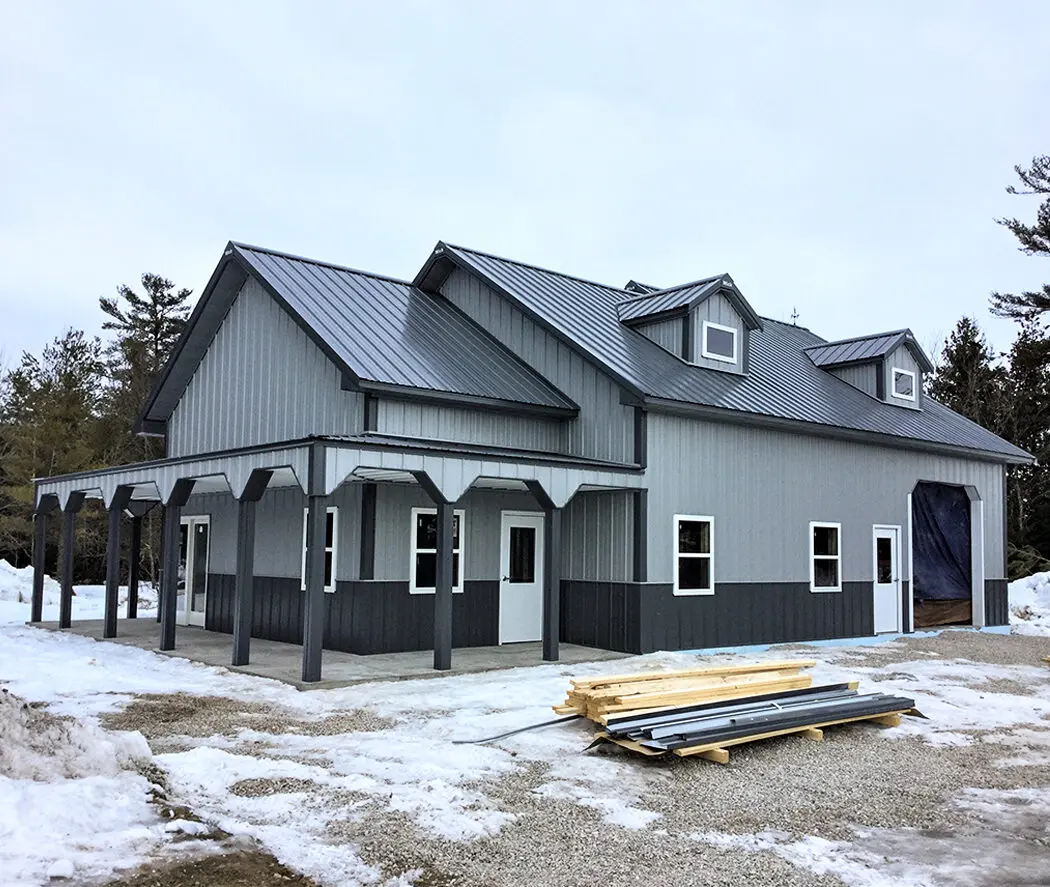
[689,292,745,374]
[830,364,878,397]
[440,269,634,464]
[633,317,682,355]
[167,278,364,456]
[562,490,633,581]
[376,400,566,452]
[645,413,1005,584]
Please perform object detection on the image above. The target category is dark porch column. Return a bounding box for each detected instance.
[59,493,86,629]
[412,471,454,671]
[302,444,329,683]
[233,470,272,667]
[525,481,562,662]
[103,486,134,638]
[125,501,155,619]
[159,479,195,651]
[31,495,58,623]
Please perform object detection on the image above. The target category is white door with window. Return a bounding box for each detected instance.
[178,516,210,627]
[873,525,901,634]
[499,512,545,644]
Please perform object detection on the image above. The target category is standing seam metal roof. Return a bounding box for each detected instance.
[232,244,577,412]
[435,243,1029,462]
[616,276,724,321]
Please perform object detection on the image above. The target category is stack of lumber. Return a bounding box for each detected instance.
[555,662,916,764]
[553,660,817,725]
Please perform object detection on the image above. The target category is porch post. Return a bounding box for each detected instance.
[30,495,57,623]
[233,469,272,667]
[127,517,143,619]
[524,480,561,662]
[412,470,454,671]
[59,493,86,629]
[302,444,328,683]
[103,486,134,639]
[160,479,195,651]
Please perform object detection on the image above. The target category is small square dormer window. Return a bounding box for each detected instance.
[892,368,916,401]
[701,321,737,363]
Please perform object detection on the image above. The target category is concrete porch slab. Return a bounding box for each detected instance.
[32,619,628,689]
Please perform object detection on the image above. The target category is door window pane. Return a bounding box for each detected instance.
[876,536,893,583]
[509,526,537,583]
[191,523,209,612]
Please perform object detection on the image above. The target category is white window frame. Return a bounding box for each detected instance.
[810,521,842,593]
[410,507,466,595]
[300,506,338,594]
[701,320,738,364]
[891,367,917,401]
[673,514,715,596]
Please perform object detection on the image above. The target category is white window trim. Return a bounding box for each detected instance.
[700,320,738,364]
[673,514,715,596]
[300,506,338,593]
[891,367,917,401]
[810,521,842,593]
[410,507,466,595]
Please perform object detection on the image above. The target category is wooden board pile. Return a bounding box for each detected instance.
[555,661,916,764]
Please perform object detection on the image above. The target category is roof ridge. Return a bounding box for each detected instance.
[615,274,727,306]
[804,328,911,351]
[443,242,629,295]
[231,241,414,288]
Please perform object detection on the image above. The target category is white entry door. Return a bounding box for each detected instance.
[178,516,210,627]
[873,525,901,634]
[499,512,545,644]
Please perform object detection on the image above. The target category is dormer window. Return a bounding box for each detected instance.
[701,321,737,363]
[892,368,916,401]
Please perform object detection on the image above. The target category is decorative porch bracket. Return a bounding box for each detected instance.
[160,479,196,651]
[412,471,455,671]
[233,469,273,667]
[103,485,135,639]
[59,493,87,629]
[524,481,562,662]
[30,494,59,623]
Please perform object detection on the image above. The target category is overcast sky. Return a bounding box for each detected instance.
[1,1,1047,369]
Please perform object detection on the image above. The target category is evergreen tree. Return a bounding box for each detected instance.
[991,155,1050,320]
[927,317,1007,435]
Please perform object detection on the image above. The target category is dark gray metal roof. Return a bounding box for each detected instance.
[141,243,578,426]
[806,330,936,373]
[423,243,1030,463]
[615,274,765,330]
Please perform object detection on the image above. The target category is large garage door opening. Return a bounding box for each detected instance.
[912,481,973,628]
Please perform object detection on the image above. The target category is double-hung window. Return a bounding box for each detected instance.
[301,506,338,593]
[410,507,465,594]
[674,515,714,595]
[810,522,841,592]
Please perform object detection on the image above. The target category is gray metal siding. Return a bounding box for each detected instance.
[634,317,682,355]
[830,363,878,397]
[885,344,923,410]
[689,292,745,374]
[168,278,364,457]
[562,490,633,581]
[441,268,636,463]
[375,400,566,453]
[645,413,1005,584]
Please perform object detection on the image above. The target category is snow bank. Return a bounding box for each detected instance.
[1009,572,1050,636]
[0,558,157,626]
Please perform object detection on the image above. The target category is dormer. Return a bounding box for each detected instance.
[617,274,763,375]
[805,329,935,410]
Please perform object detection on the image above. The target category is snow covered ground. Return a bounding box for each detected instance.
[0,558,156,626]
[2,566,1049,885]
[1009,571,1050,636]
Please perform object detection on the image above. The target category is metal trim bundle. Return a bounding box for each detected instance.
[603,684,915,755]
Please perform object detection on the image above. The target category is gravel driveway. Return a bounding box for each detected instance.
[94,630,1050,887]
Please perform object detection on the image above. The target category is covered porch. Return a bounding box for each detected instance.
[31,435,646,682]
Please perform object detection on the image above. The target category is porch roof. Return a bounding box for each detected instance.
[33,434,645,511]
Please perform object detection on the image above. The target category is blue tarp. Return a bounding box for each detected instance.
[913,482,972,601]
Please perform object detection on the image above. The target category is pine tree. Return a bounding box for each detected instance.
[991,155,1050,320]
[927,316,1007,435]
